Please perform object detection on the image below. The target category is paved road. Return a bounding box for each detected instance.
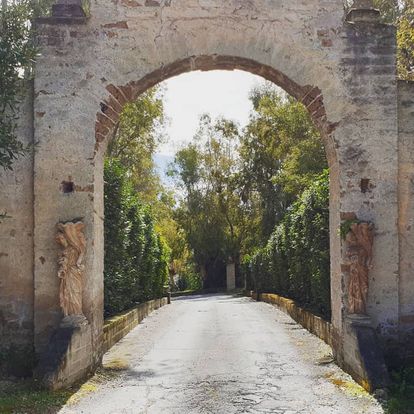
[60,294,383,414]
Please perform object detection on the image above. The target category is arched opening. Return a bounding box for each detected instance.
[0,0,401,399]
[95,55,340,327]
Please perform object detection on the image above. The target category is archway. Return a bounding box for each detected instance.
[93,54,340,338]
[0,0,406,392]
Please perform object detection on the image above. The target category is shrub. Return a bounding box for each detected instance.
[104,159,169,316]
[243,170,330,319]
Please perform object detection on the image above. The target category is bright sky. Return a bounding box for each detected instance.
[158,70,265,157]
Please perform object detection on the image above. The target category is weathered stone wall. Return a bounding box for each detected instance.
[32,0,349,367]
[398,80,414,357]
[103,298,168,354]
[30,0,402,383]
[226,263,236,291]
[246,291,333,347]
[0,81,35,376]
[337,19,400,356]
[0,0,410,388]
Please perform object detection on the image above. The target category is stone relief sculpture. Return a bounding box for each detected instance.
[56,221,87,324]
[345,222,374,315]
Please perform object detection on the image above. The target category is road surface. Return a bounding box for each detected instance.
[60,294,383,414]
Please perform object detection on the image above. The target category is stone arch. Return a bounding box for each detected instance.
[93,56,342,338]
[90,52,343,347]
[95,55,338,165]
[0,0,408,392]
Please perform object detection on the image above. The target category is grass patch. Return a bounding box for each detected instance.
[0,380,74,414]
[0,360,128,413]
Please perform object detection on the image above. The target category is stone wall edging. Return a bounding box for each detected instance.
[246,291,332,347]
[102,297,168,354]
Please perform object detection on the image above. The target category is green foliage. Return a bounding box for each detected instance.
[386,364,414,414]
[239,84,326,243]
[0,0,55,172]
[0,381,72,414]
[339,219,360,239]
[170,115,249,286]
[397,16,414,80]
[0,1,35,170]
[243,170,331,319]
[376,0,414,81]
[107,87,166,204]
[104,159,169,316]
[170,85,327,290]
[175,261,203,292]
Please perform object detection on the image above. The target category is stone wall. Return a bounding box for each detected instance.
[35,322,93,390]
[337,19,399,352]
[0,82,35,376]
[397,80,414,358]
[250,291,389,392]
[247,291,333,347]
[103,298,168,354]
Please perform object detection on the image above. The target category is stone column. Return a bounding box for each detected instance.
[335,0,395,390]
[226,261,236,291]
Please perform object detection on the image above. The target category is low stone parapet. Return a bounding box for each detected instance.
[35,297,168,390]
[245,291,332,346]
[246,291,389,391]
[102,298,168,354]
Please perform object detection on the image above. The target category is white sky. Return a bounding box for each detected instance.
[158,70,265,157]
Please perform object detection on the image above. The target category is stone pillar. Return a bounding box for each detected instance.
[226,261,236,291]
[397,81,414,359]
[336,1,397,390]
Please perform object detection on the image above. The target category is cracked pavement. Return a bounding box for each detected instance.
[60,294,383,414]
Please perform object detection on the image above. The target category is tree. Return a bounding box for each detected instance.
[244,170,331,319]
[0,0,55,172]
[0,1,35,170]
[239,83,326,242]
[107,87,166,204]
[105,86,191,294]
[170,115,250,287]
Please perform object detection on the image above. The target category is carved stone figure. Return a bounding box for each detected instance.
[56,221,86,318]
[345,222,374,315]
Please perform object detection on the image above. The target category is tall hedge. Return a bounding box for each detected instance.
[243,170,330,319]
[104,159,170,316]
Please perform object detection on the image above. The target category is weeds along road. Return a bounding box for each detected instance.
[60,294,383,414]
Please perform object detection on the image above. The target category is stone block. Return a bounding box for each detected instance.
[34,322,93,390]
[342,315,389,391]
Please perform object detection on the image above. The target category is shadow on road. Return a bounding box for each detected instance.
[172,293,243,302]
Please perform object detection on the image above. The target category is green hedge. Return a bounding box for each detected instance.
[243,170,330,319]
[104,159,170,316]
